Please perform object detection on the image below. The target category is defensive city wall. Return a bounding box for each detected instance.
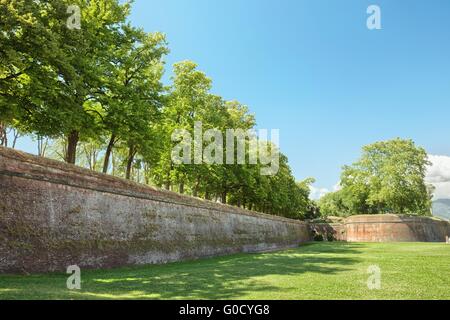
[310,214,450,243]
[1,147,449,273]
[0,147,310,273]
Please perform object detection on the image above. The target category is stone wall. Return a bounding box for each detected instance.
[309,223,346,241]
[1,147,449,274]
[311,215,450,243]
[0,147,310,274]
[345,214,450,242]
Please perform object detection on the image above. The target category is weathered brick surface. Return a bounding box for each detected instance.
[1,147,449,274]
[309,223,347,241]
[0,147,310,274]
[312,215,450,243]
[345,214,450,242]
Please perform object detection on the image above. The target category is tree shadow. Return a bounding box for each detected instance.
[68,242,366,299]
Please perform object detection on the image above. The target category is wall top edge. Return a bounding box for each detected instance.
[0,146,307,225]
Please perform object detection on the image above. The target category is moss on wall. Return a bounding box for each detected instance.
[0,147,310,274]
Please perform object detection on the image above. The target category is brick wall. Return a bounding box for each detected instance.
[311,215,450,243]
[0,147,310,274]
[345,214,450,242]
[1,146,449,274]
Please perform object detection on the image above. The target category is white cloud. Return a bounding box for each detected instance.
[309,185,330,200]
[309,181,341,200]
[426,155,450,200]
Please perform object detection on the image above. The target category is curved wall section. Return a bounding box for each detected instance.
[310,215,449,243]
[345,214,450,242]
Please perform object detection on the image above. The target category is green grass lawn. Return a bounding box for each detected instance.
[0,242,449,300]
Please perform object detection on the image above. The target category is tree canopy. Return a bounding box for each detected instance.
[318,139,433,216]
[1,1,431,220]
[0,0,314,220]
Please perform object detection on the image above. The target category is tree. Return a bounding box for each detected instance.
[100,26,168,174]
[208,99,256,204]
[153,61,212,190]
[0,0,131,164]
[56,0,131,164]
[322,138,433,216]
[297,178,318,219]
[1,1,314,220]
[0,0,68,137]
[317,189,351,217]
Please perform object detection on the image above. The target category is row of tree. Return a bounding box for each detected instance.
[0,0,315,219]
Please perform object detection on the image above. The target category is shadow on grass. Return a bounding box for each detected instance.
[81,242,365,299]
[0,242,366,300]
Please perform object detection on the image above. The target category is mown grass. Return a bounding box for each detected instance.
[0,242,449,300]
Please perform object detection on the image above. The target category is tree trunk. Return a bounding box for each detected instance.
[37,136,48,157]
[193,177,200,197]
[179,182,184,194]
[164,170,170,190]
[164,161,173,190]
[0,122,7,147]
[125,145,136,180]
[12,129,20,148]
[65,130,79,164]
[221,191,227,204]
[144,162,150,185]
[102,133,116,173]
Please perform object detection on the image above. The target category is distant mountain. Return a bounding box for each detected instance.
[432,199,450,221]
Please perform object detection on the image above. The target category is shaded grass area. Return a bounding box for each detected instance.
[0,242,449,300]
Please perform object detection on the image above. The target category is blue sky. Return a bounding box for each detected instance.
[13,0,450,197]
[128,0,450,195]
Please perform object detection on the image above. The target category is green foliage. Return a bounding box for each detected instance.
[317,190,350,217]
[101,26,168,175]
[319,138,433,216]
[0,0,311,219]
[0,0,131,163]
